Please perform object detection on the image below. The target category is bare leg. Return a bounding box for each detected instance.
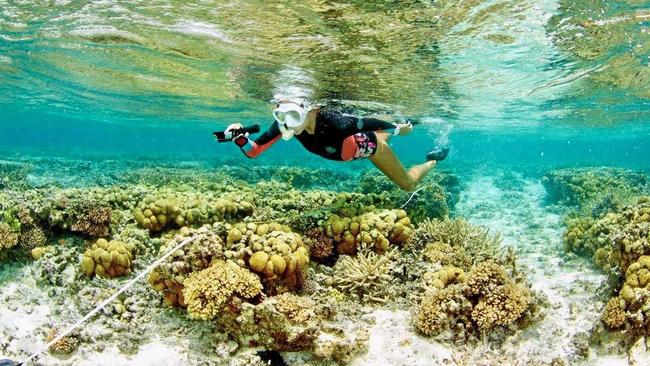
[369,133,437,191]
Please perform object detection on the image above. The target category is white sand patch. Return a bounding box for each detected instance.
[351,309,452,366]
[73,341,186,366]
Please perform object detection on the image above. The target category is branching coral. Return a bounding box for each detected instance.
[80,238,135,278]
[18,225,47,251]
[46,328,79,355]
[416,284,474,338]
[415,218,504,265]
[423,242,471,270]
[602,297,626,330]
[182,260,262,321]
[332,246,397,303]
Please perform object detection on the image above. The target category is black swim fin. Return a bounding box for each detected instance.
[426,144,450,161]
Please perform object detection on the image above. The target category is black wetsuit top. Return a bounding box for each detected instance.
[240,109,396,161]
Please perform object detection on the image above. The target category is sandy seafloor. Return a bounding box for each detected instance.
[1,165,649,366]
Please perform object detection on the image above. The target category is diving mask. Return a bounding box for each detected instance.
[273,102,308,140]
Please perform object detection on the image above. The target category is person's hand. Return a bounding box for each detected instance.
[225,123,243,133]
[393,121,413,136]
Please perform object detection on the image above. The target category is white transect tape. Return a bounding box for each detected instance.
[20,235,200,365]
[400,187,424,209]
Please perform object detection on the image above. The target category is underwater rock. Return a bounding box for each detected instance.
[220,293,319,351]
[81,238,135,278]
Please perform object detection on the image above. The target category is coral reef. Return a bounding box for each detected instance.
[415,261,535,341]
[148,225,225,306]
[414,218,504,265]
[220,293,321,351]
[322,209,413,256]
[223,222,310,292]
[80,238,135,278]
[332,246,397,303]
[542,167,648,212]
[358,172,457,223]
[133,191,253,231]
[70,204,112,237]
[563,196,650,274]
[182,260,262,321]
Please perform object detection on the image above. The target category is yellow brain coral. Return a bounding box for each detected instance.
[323,209,413,255]
[80,238,135,278]
[182,260,262,321]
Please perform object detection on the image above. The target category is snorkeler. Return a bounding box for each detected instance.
[225,101,449,191]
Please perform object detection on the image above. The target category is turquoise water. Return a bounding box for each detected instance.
[2,2,650,365]
[1,0,648,173]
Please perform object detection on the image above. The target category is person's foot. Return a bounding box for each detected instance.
[426,145,449,161]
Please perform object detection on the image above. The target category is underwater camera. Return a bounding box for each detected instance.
[213,124,260,143]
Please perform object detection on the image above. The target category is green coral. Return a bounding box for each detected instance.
[182,260,262,321]
[542,167,648,212]
[358,172,457,223]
